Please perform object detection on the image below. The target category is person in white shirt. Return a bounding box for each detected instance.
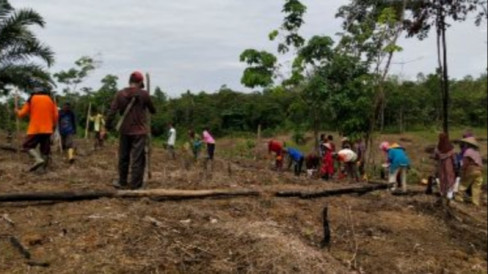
[337,145,359,182]
[167,123,176,159]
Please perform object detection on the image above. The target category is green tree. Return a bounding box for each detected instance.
[53,56,99,94]
[239,49,277,88]
[0,0,54,93]
[404,0,483,134]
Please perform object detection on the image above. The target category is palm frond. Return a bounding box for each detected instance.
[0,63,53,92]
[0,40,55,66]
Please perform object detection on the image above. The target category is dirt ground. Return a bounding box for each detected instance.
[0,132,486,273]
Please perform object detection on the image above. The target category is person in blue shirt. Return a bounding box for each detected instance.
[58,102,77,164]
[386,143,410,193]
[285,147,304,176]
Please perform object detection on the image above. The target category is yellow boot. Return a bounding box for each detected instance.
[68,148,75,164]
[471,175,483,206]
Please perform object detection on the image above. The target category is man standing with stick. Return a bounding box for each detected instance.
[15,81,58,172]
[107,72,155,190]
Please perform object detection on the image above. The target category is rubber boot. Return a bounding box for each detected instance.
[40,154,49,174]
[471,175,482,206]
[28,149,45,172]
[68,148,75,164]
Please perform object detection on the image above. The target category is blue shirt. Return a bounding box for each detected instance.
[287,148,304,162]
[58,110,76,136]
[388,147,410,173]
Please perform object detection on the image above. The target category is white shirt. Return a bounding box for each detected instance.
[338,149,358,162]
[168,127,176,146]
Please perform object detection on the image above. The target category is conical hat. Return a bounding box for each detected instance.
[460,136,479,148]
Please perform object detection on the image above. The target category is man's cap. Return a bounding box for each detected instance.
[130,71,144,83]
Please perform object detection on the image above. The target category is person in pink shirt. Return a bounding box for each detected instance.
[202,127,215,161]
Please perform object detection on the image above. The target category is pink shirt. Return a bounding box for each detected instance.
[202,130,215,144]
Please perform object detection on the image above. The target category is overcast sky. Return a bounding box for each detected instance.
[14,0,488,97]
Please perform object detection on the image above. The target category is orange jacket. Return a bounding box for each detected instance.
[17,94,58,135]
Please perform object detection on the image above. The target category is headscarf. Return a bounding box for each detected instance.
[437,133,454,154]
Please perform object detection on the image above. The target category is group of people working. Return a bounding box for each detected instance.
[12,73,485,203]
[267,135,368,181]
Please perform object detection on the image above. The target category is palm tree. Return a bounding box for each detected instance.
[0,0,55,93]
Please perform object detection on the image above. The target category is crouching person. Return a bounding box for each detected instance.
[268,140,284,171]
[16,81,58,172]
[337,145,359,182]
[384,143,410,193]
[285,147,304,176]
[305,152,320,178]
[455,137,483,206]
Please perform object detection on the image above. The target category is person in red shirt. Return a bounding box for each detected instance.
[16,81,58,172]
[268,140,283,171]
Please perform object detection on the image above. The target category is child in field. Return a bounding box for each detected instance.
[90,109,105,150]
[202,127,215,161]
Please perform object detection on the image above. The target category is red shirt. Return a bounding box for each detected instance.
[268,140,282,154]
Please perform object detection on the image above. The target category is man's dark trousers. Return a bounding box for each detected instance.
[118,134,146,189]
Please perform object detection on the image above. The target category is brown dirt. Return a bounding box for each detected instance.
[0,134,486,273]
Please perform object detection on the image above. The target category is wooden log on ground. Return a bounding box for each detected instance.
[275,182,391,199]
[0,144,18,152]
[0,188,260,203]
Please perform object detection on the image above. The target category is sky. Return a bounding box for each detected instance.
[14,0,488,97]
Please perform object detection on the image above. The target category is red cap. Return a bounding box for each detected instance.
[130,71,144,83]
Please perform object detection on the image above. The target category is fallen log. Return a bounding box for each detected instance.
[0,188,260,203]
[275,182,390,199]
[0,145,18,152]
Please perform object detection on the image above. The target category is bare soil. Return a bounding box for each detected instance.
[0,133,486,273]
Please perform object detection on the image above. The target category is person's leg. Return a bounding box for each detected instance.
[129,135,147,189]
[208,144,215,160]
[116,135,131,187]
[400,167,407,193]
[23,135,45,171]
[298,157,304,176]
[170,145,176,159]
[388,168,400,191]
[39,134,52,171]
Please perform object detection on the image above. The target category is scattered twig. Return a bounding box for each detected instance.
[346,204,358,270]
[9,236,31,259]
[2,214,15,226]
[320,205,331,250]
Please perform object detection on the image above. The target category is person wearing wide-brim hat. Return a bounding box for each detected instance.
[455,136,483,206]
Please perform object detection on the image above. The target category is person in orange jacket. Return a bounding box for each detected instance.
[16,81,58,172]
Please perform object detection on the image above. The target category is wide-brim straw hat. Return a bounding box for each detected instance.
[459,136,479,148]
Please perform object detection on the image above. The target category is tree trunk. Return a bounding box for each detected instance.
[441,14,449,135]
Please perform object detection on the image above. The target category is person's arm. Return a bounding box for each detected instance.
[16,103,30,118]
